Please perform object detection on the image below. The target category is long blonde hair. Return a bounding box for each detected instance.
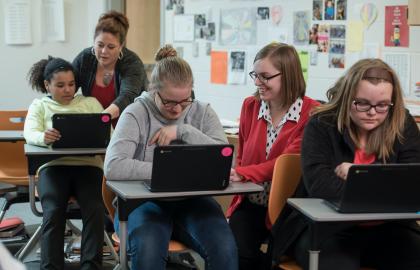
[149,44,193,91]
[314,58,406,161]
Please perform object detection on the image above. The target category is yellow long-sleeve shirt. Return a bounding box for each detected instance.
[23,94,104,171]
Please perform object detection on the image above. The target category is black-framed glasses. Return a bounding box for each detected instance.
[249,71,282,83]
[353,100,393,113]
[156,91,194,109]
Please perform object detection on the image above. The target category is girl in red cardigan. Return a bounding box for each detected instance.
[228,43,319,270]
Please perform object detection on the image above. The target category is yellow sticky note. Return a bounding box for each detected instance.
[298,51,309,82]
[347,21,364,52]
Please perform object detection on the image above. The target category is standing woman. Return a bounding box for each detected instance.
[290,58,420,269]
[73,10,148,122]
[227,43,319,270]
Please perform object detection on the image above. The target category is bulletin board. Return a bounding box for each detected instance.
[162,0,420,120]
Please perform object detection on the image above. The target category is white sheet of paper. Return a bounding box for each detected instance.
[173,15,195,42]
[384,53,410,97]
[228,50,246,85]
[3,0,32,45]
[41,0,65,41]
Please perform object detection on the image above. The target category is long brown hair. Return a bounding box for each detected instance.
[149,44,193,91]
[314,58,406,161]
[253,43,306,109]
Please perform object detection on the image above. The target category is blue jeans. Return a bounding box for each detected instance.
[114,197,238,270]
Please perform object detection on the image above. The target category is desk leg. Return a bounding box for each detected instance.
[309,223,320,270]
[119,221,129,270]
[308,250,320,270]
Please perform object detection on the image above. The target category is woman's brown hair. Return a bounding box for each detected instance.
[94,10,129,45]
[313,58,406,161]
[253,43,306,109]
[149,44,193,91]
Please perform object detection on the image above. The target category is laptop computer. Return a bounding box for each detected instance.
[325,163,420,213]
[143,144,234,192]
[51,113,111,148]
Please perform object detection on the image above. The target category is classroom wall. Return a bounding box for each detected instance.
[0,0,107,110]
[162,0,420,121]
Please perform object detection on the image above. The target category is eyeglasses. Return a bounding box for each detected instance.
[352,100,393,113]
[249,71,282,83]
[156,91,194,109]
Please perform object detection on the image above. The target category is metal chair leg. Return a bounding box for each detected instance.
[16,224,42,260]
[66,219,82,236]
[104,231,119,263]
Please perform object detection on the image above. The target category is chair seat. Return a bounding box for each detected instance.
[0,182,17,194]
[111,232,188,252]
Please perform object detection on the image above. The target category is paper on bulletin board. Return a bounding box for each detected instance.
[384,53,410,97]
[3,0,32,45]
[211,51,228,84]
[347,21,363,52]
[298,51,309,82]
[173,15,194,42]
[41,0,65,41]
[384,5,409,47]
[228,51,246,85]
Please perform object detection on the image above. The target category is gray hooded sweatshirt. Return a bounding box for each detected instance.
[104,91,228,181]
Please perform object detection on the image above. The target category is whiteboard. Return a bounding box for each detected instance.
[162,0,420,120]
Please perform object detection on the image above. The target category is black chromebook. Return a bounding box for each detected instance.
[325,163,420,213]
[143,144,234,192]
[51,113,111,148]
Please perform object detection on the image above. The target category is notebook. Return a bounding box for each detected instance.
[325,163,420,213]
[143,144,234,192]
[51,113,111,148]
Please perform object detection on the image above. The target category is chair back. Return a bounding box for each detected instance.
[102,177,116,220]
[102,177,188,252]
[0,111,28,186]
[268,154,302,225]
[0,110,27,130]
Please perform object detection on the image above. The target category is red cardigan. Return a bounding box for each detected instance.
[227,96,319,227]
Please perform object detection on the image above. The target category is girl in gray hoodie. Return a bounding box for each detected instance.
[104,45,238,270]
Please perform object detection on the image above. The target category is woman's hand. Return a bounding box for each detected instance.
[103,104,120,119]
[334,162,353,180]
[44,128,61,145]
[149,125,177,146]
[230,168,244,182]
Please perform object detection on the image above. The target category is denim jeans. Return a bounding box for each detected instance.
[114,197,238,270]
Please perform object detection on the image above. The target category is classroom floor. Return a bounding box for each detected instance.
[4,202,203,270]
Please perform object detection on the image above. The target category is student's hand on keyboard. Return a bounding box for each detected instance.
[334,162,353,180]
[149,125,178,146]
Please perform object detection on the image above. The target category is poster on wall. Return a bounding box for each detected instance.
[4,0,32,44]
[228,51,246,85]
[384,5,409,47]
[293,11,310,45]
[312,0,322,20]
[336,0,347,20]
[41,0,65,42]
[220,8,256,46]
[173,15,194,42]
[211,51,228,84]
[329,24,346,69]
